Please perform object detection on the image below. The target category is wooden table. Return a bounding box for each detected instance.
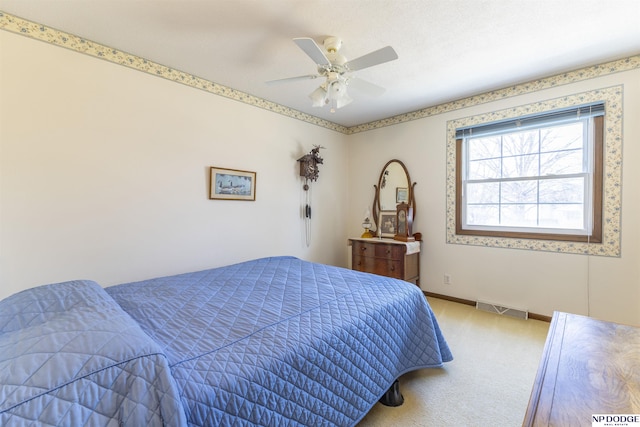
[523,311,640,426]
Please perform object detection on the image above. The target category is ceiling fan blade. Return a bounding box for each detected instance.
[348,77,386,97]
[345,46,398,71]
[266,74,320,85]
[293,37,331,66]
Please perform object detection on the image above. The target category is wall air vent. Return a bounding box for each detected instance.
[476,300,528,320]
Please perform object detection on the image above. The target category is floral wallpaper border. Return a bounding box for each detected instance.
[445,86,623,257]
[0,12,350,134]
[1,11,639,136]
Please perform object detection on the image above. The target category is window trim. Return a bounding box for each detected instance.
[455,116,603,243]
[445,86,622,257]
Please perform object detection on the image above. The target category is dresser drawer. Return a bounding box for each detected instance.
[374,244,404,260]
[352,241,375,257]
[352,254,375,273]
[378,259,403,279]
[352,255,403,279]
[352,240,405,260]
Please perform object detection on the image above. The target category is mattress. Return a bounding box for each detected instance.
[0,256,451,426]
[106,256,452,426]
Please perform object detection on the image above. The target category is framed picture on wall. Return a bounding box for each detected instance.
[396,187,408,203]
[209,166,256,201]
[379,210,397,237]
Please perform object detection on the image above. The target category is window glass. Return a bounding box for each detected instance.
[456,104,603,241]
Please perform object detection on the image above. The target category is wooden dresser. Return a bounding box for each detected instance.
[523,311,640,426]
[348,238,420,285]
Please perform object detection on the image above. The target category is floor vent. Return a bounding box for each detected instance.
[476,300,528,320]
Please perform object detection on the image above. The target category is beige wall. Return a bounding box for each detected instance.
[2,29,639,326]
[0,31,348,298]
[347,69,640,326]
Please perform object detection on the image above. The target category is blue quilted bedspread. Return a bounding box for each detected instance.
[0,280,187,426]
[106,256,452,426]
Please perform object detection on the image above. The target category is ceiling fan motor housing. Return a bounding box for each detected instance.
[323,36,343,53]
[317,37,347,76]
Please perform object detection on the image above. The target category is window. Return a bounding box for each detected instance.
[456,104,604,243]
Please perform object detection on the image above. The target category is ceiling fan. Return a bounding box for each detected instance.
[267,36,398,112]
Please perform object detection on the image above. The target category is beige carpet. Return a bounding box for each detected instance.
[357,297,550,426]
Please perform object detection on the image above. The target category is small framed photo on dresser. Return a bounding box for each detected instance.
[379,210,397,237]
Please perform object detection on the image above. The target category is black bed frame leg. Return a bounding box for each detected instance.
[379,379,404,407]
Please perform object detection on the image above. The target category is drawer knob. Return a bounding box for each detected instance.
[361,247,367,251]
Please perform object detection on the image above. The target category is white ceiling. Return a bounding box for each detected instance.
[1,0,639,128]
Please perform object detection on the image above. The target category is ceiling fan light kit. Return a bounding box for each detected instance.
[309,74,353,112]
[310,86,328,107]
[268,36,397,112]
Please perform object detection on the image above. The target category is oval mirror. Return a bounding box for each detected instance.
[372,159,415,232]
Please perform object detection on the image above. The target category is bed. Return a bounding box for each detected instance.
[1,256,452,426]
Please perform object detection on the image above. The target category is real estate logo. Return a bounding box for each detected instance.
[592,414,640,427]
